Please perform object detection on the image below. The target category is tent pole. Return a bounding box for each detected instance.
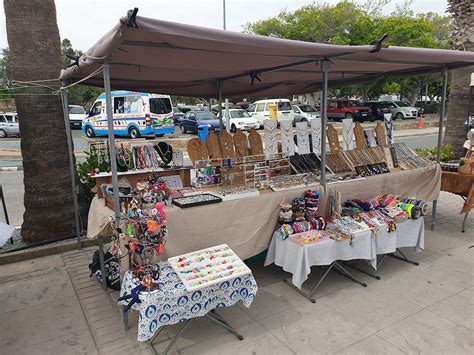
[60,82,82,250]
[431,65,448,231]
[217,81,223,131]
[320,60,329,187]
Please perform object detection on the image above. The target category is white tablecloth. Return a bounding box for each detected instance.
[264,230,376,289]
[264,217,425,289]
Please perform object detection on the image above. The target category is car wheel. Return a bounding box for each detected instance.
[231,124,236,133]
[0,129,7,138]
[344,113,354,121]
[128,126,141,139]
[396,112,404,120]
[85,125,95,138]
[300,118,307,123]
[180,125,187,134]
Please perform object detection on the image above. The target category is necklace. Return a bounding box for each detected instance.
[296,122,310,154]
[342,118,353,150]
[311,118,322,155]
[280,120,294,156]
[264,120,278,158]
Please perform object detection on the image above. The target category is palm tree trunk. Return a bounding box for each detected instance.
[4,0,77,242]
[444,0,474,158]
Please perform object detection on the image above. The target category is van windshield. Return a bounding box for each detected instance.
[278,102,292,111]
[150,98,172,114]
[298,105,316,113]
[69,106,85,114]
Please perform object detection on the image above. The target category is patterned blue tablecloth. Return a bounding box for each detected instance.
[119,261,258,341]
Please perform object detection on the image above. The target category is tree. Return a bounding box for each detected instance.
[443,0,474,158]
[244,1,453,104]
[4,0,77,242]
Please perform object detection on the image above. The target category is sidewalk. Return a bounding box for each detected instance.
[0,191,472,354]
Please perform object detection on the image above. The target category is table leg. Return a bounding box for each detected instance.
[122,306,129,331]
[389,248,419,266]
[283,261,337,303]
[333,262,368,287]
[149,320,192,355]
[206,310,244,340]
[462,211,469,233]
[343,260,381,280]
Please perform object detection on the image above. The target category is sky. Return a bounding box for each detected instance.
[0,0,448,51]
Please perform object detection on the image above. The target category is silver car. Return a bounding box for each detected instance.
[0,112,19,138]
[292,104,321,124]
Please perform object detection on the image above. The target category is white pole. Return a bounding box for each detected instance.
[223,0,226,30]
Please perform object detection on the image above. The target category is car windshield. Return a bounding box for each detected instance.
[150,98,172,114]
[278,101,292,111]
[348,100,363,107]
[298,105,316,113]
[394,101,410,107]
[69,106,85,114]
[230,110,251,118]
[195,111,216,120]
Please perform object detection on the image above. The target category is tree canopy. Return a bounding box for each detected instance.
[244,1,453,103]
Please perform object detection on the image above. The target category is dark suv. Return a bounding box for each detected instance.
[327,99,371,122]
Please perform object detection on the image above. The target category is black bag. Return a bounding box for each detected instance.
[89,250,121,290]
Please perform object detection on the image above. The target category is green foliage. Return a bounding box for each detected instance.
[77,145,111,204]
[415,144,455,162]
[244,1,454,102]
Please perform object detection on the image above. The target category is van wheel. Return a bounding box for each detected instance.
[85,126,95,138]
[231,124,236,133]
[129,126,141,139]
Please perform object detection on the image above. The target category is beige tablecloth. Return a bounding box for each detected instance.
[87,165,441,262]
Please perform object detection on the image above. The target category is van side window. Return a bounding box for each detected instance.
[247,104,256,112]
[278,101,291,111]
[256,103,265,112]
[114,97,125,113]
[0,115,6,123]
[124,96,142,114]
[90,102,102,116]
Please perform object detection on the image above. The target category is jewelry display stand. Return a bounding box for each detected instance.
[353,122,367,149]
[341,118,354,150]
[310,117,322,155]
[296,121,310,154]
[248,128,264,156]
[375,122,387,146]
[206,131,223,159]
[384,113,394,144]
[326,124,340,153]
[219,129,236,159]
[233,129,249,158]
[263,119,279,159]
[280,120,295,156]
[364,128,377,147]
[187,138,209,164]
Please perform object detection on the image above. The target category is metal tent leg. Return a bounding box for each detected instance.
[389,248,419,266]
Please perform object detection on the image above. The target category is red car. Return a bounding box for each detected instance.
[327,99,371,122]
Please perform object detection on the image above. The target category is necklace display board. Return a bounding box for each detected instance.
[310,117,322,155]
[326,124,340,153]
[375,122,387,146]
[248,128,264,156]
[219,129,236,159]
[206,131,223,159]
[296,121,310,154]
[341,118,354,150]
[353,122,367,149]
[364,128,377,148]
[172,149,184,167]
[187,138,209,164]
[168,244,252,291]
[263,119,279,158]
[326,151,354,175]
[392,143,431,170]
[280,120,295,156]
[233,129,249,158]
[384,113,394,144]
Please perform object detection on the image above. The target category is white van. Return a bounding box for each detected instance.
[246,99,295,127]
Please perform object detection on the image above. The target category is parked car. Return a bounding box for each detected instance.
[221,109,259,132]
[382,100,418,120]
[363,101,393,121]
[0,112,19,138]
[327,99,371,122]
[292,104,321,124]
[69,105,87,129]
[82,90,175,139]
[172,107,184,125]
[247,98,295,127]
[180,110,221,134]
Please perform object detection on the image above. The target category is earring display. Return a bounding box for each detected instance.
[187,138,209,164]
[206,131,223,159]
[168,244,252,292]
[280,120,295,156]
[233,128,249,158]
[264,119,279,158]
[269,174,319,192]
[296,121,310,154]
[342,118,354,150]
[375,122,387,146]
[211,186,259,201]
[311,117,322,155]
[248,128,264,156]
[219,129,236,159]
[326,124,340,153]
[172,193,222,208]
[353,122,367,149]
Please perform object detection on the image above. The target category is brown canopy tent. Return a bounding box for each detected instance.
[59,12,474,273]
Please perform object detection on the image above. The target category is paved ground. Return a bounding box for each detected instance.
[0,191,472,354]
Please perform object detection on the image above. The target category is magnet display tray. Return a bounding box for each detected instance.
[168,244,252,291]
[172,193,222,208]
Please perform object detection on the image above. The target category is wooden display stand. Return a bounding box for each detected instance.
[353,122,366,149]
[441,171,474,232]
